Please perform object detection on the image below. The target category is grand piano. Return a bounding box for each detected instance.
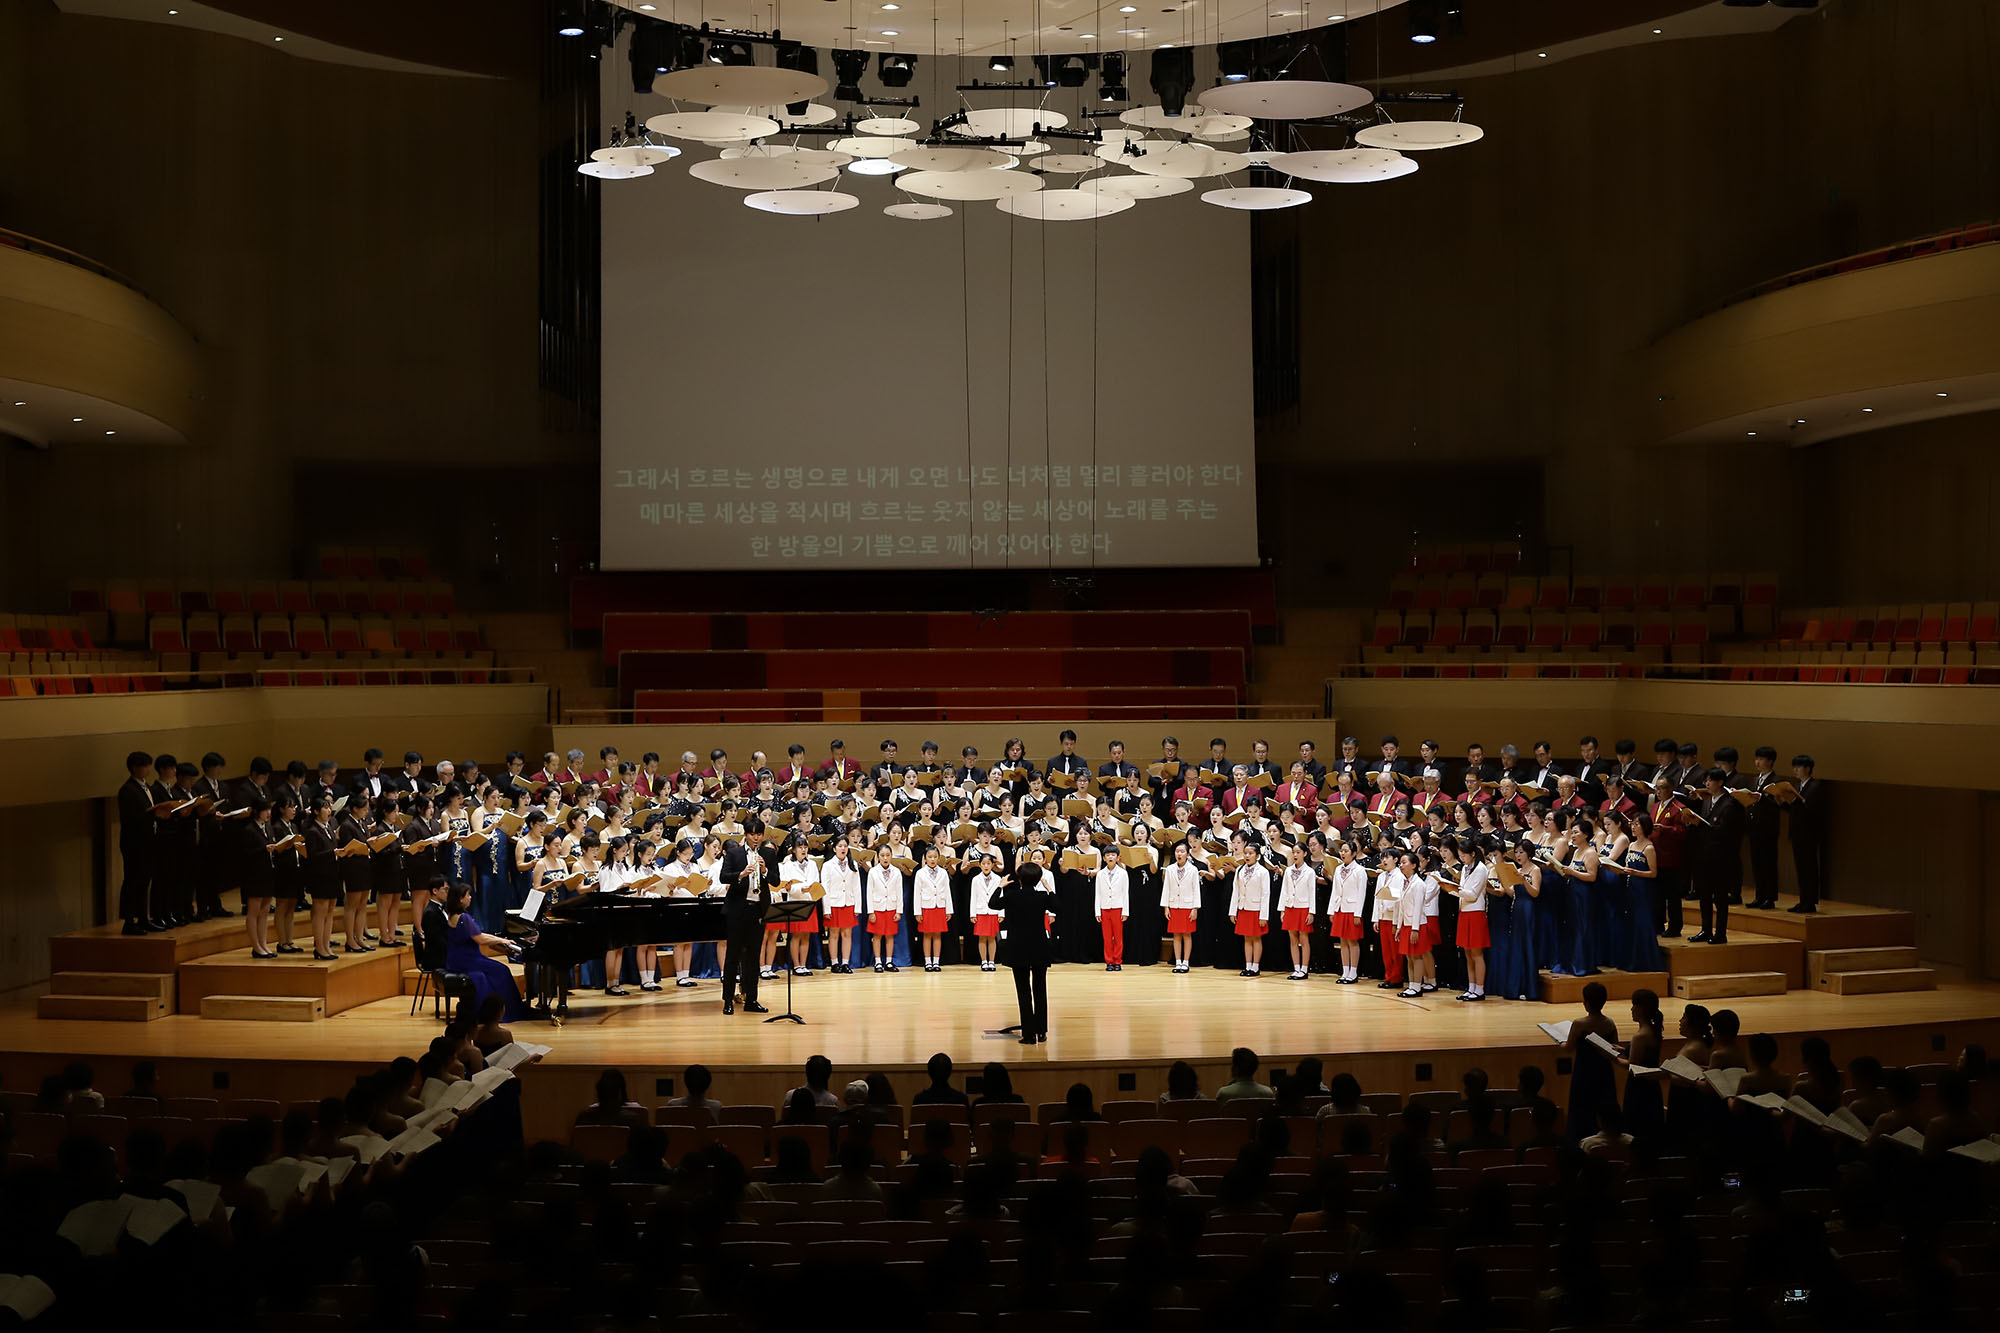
[506,891,729,1019]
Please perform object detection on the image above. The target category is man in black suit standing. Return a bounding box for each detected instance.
[1690,768,1744,945]
[1744,746,1784,909]
[719,820,777,1014]
[1786,754,1825,913]
[1575,736,1614,806]
[1098,740,1139,783]
[117,751,158,935]
[988,862,1059,1044]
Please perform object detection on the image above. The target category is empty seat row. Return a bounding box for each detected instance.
[313,545,430,580]
[1370,608,1716,649]
[1775,601,2000,646]
[73,578,454,617]
[1389,570,1778,614]
[0,613,96,652]
[148,613,481,655]
[1405,540,1525,575]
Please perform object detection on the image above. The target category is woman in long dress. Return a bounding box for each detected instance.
[442,881,529,1022]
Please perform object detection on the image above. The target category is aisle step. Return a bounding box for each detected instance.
[1671,971,1788,1000]
[200,994,325,1022]
[36,992,164,1021]
[47,971,175,1006]
[1818,967,1937,996]
[1808,946,1920,988]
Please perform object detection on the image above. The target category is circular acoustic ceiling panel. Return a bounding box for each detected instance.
[646,110,779,142]
[898,169,1044,201]
[1092,172,1194,199]
[593,144,679,166]
[690,157,842,190]
[884,202,954,220]
[1028,153,1103,174]
[1269,148,1417,183]
[1201,186,1313,210]
[889,145,1014,172]
[947,107,1069,139]
[846,159,907,176]
[1184,112,1255,140]
[714,102,840,129]
[653,66,828,108]
[1125,142,1251,179]
[1354,120,1486,152]
[578,159,651,179]
[744,190,861,215]
[718,144,797,158]
[788,147,855,167]
[1119,104,1202,131]
[856,115,921,135]
[1198,79,1373,120]
[996,187,1135,221]
[828,135,914,159]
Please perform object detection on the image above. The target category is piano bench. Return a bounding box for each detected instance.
[410,968,473,1020]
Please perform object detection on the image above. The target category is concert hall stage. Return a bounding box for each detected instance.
[5,959,1999,1142]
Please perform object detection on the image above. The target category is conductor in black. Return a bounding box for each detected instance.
[989,861,1059,1044]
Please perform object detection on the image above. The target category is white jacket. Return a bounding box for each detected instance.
[865,864,904,914]
[819,856,861,910]
[1229,862,1271,917]
[1328,862,1369,916]
[1162,863,1202,911]
[779,857,820,899]
[1371,867,1403,926]
[971,871,1005,918]
[1094,865,1130,916]
[913,864,952,911]
[1456,860,1489,914]
[1277,864,1317,912]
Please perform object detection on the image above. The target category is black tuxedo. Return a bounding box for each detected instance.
[988,875,1059,1039]
[1787,777,1826,907]
[1098,760,1139,781]
[719,840,777,1006]
[116,776,156,923]
[1574,758,1614,805]
[1744,770,1782,903]
[1695,791,1745,937]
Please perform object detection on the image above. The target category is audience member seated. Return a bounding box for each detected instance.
[1159,1059,1207,1107]
[912,1052,969,1106]
[1215,1046,1274,1104]
[665,1063,723,1119]
[576,1068,646,1129]
[788,1054,838,1110]
[972,1062,1024,1110]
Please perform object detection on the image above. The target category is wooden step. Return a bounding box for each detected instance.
[48,971,175,1006]
[1818,967,1937,996]
[1538,970,1671,1005]
[1662,932,1804,988]
[48,896,302,973]
[36,992,164,1021]
[199,994,325,1022]
[1672,971,1789,1000]
[175,939,407,1016]
[1733,897,1915,950]
[1808,946,1921,988]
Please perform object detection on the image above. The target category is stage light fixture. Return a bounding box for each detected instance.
[832,47,869,100]
[1099,50,1127,103]
[878,51,916,88]
[557,3,585,37]
[1148,46,1194,115]
[1408,0,1438,44]
[990,53,1014,72]
[1217,39,1255,81]
[709,39,755,66]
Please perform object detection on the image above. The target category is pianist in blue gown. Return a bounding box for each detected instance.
[443,880,529,1022]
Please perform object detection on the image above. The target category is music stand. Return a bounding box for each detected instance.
[761,899,818,1025]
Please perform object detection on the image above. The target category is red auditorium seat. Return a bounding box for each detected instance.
[1429,609,1462,647]
[1386,573,1416,609]
[68,582,103,613]
[308,581,342,614]
[1918,604,1946,644]
[1972,602,1998,644]
[1565,611,1601,647]
[393,620,425,653]
[1461,609,1496,646]
[1569,575,1601,609]
[1534,576,1568,609]
[1527,613,1565,649]
[1636,613,1672,648]
[278,581,312,613]
[1601,576,1635,609]
[293,615,329,654]
[1370,611,1401,648]
[1943,603,1970,642]
[1708,572,1742,605]
[1400,610,1432,647]
[1670,574,1706,608]
[1411,578,1446,611]
[1495,612,1530,648]
[177,583,211,613]
[422,619,454,652]
[1461,545,1491,575]
[1473,572,1506,608]
[1637,576,1671,609]
[1442,573,1476,609]
[140,581,176,613]
[328,616,362,651]
[147,616,185,653]
[256,615,292,652]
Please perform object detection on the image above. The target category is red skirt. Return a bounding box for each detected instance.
[1398,924,1428,956]
[827,905,857,929]
[1167,907,1197,934]
[1456,911,1491,948]
[768,910,819,934]
[868,910,900,936]
[1329,911,1362,940]
[1421,918,1440,950]
[973,912,1000,938]
[1281,906,1312,933]
[1234,909,1267,937]
[918,907,948,934]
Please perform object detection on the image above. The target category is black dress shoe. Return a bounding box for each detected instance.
[1377,980,1399,989]
[1787,903,1816,914]
[314,951,338,961]
[1711,934,1728,945]
[251,950,277,960]
[744,1001,769,1013]
[1020,1035,1038,1045]
[723,1000,735,1015]
[1036,1032,1047,1043]
[276,943,303,954]
[122,920,147,936]
[211,906,236,918]
[1688,930,1713,943]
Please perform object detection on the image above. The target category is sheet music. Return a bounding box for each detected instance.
[1536,1020,1572,1044]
